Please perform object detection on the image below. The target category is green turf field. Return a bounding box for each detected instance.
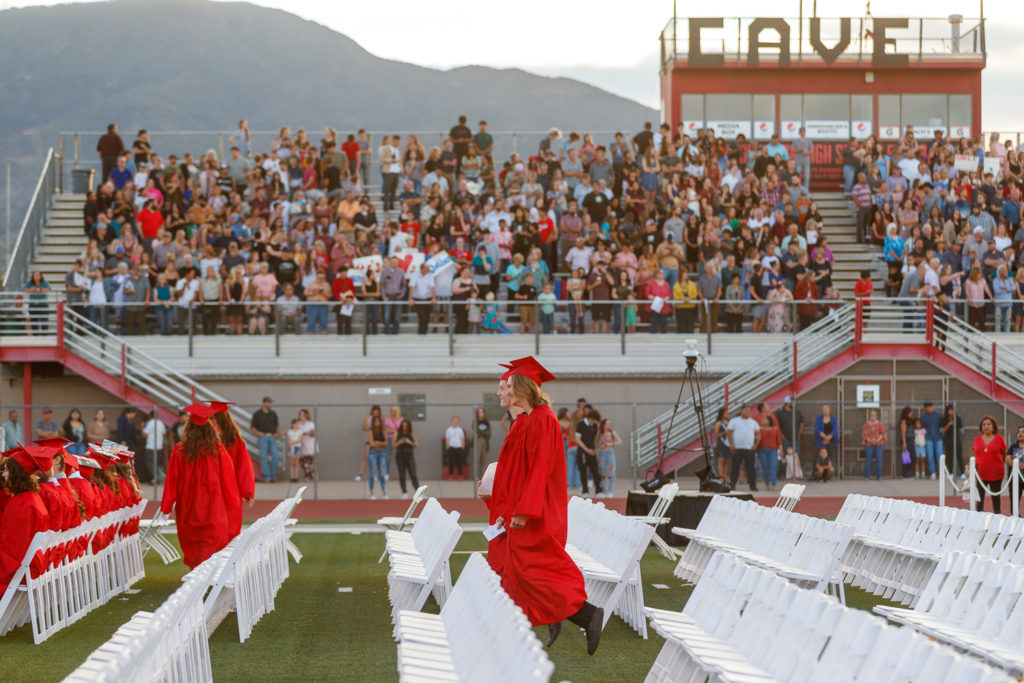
[0,530,899,682]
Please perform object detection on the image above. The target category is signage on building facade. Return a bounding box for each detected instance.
[688,17,913,67]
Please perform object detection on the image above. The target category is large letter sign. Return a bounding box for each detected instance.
[689,18,725,66]
[809,17,851,64]
[871,18,909,67]
[747,18,791,66]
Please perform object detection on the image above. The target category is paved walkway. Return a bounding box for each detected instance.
[140,475,978,521]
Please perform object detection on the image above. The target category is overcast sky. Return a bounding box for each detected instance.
[6,0,1024,131]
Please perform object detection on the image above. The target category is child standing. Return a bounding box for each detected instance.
[467,293,482,333]
[286,419,302,483]
[482,291,501,333]
[784,445,803,481]
[913,418,928,479]
[597,418,622,498]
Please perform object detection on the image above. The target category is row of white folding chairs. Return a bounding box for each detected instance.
[385,497,464,638]
[672,495,852,598]
[377,484,429,563]
[395,553,553,683]
[874,550,1024,675]
[64,561,215,683]
[138,510,182,565]
[566,496,656,638]
[646,551,1015,683]
[837,494,1024,605]
[0,500,146,644]
[181,487,305,642]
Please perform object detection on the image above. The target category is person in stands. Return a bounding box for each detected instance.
[160,403,242,568]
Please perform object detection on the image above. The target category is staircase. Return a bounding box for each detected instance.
[632,299,1024,476]
[814,192,884,295]
[32,194,88,293]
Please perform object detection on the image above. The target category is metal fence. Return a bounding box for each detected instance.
[3,149,60,292]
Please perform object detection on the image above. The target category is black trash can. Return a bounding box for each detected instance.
[70,168,94,194]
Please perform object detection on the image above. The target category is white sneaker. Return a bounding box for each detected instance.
[382,494,389,500]
[582,493,592,499]
[930,474,937,480]
[355,475,362,482]
[401,493,409,499]
[369,494,376,500]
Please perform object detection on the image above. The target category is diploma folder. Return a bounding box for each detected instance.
[478,462,498,496]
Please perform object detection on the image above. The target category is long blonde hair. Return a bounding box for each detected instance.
[508,374,551,408]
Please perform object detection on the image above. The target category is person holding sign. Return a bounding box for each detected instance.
[483,356,604,655]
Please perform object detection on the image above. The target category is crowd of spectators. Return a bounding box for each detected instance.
[857,128,1024,333]
[64,119,1022,338]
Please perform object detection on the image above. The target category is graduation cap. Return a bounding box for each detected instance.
[498,362,515,381]
[10,444,54,474]
[62,450,81,472]
[208,401,235,413]
[87,446,115,468]
[500,356,556,386]
[183,402,218,425]
[76,455,102,478]
[33,437,72,451]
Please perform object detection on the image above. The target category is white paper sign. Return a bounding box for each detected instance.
[483,523,506,541]
[804,120,849,140]
[913,126,947,139]
[651,296,666,313]
[983,157,1001,179]
[780,121,802,140]
[954,154,980,172]
[879,125,900,140]
[706,120,752,139]
[949,125,971,139]
[753,120,775,139]
[349,255,382,286]
[851,121,872,139]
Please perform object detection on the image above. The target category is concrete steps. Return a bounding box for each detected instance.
[29,194,88,292]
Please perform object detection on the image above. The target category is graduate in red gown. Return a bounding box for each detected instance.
[67,453,101,520]
[160,403,242,568]
[210,401,255,532]
[485,356,604,655]
[0,446,52,592]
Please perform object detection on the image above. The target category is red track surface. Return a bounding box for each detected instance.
[142,494,974,521]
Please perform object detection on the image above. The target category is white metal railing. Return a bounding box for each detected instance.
[60,305,259,451]
[4,149,59,291]
[633,304,856,470]
[939,310,1024,401]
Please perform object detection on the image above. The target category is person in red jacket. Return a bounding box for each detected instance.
[486,356,602,655]
[160,403,242,568]
[0,446,52,592]
[972,415,1007,513]
[67,453,100,520]
[210,401,255,529]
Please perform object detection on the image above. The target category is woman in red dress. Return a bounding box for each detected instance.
[160,403,242,568]
[0,446,52,592]
[972,415,1007,514]
[487,356,604,655]
[210,401,255,529]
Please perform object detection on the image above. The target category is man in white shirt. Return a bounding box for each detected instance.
[760,243,781,270]
[408,263,436,334]
[443,416,467,478]
[897,149,921,184]
[922,257,941,298]
[141,412,167,485]
[565,238,594,273]
[174,269,201,333]
[726,404,761,492]
[481,200,512,235]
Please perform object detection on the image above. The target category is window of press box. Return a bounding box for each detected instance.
[705,94,752,121]
[779,94,802,121]
[802,94,849,121]
[901,94,948,131]
[877,95,901,127]
[948,94,972,127]
[680,94,704,123]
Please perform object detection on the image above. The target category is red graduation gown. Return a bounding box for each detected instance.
[69,475,98,520]
[487,404,587,626]
[224,437,256,508]
[160,442,242,568]
[38,481,72,567]
[0,491,49,591]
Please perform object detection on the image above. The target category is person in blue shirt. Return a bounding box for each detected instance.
[992,265,1016,332]
[764,134,789,162]
[1000,190,1022,229]
[919,403,943,480]
[109,155,133,190]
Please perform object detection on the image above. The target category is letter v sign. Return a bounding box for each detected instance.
[809,18,851,65]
